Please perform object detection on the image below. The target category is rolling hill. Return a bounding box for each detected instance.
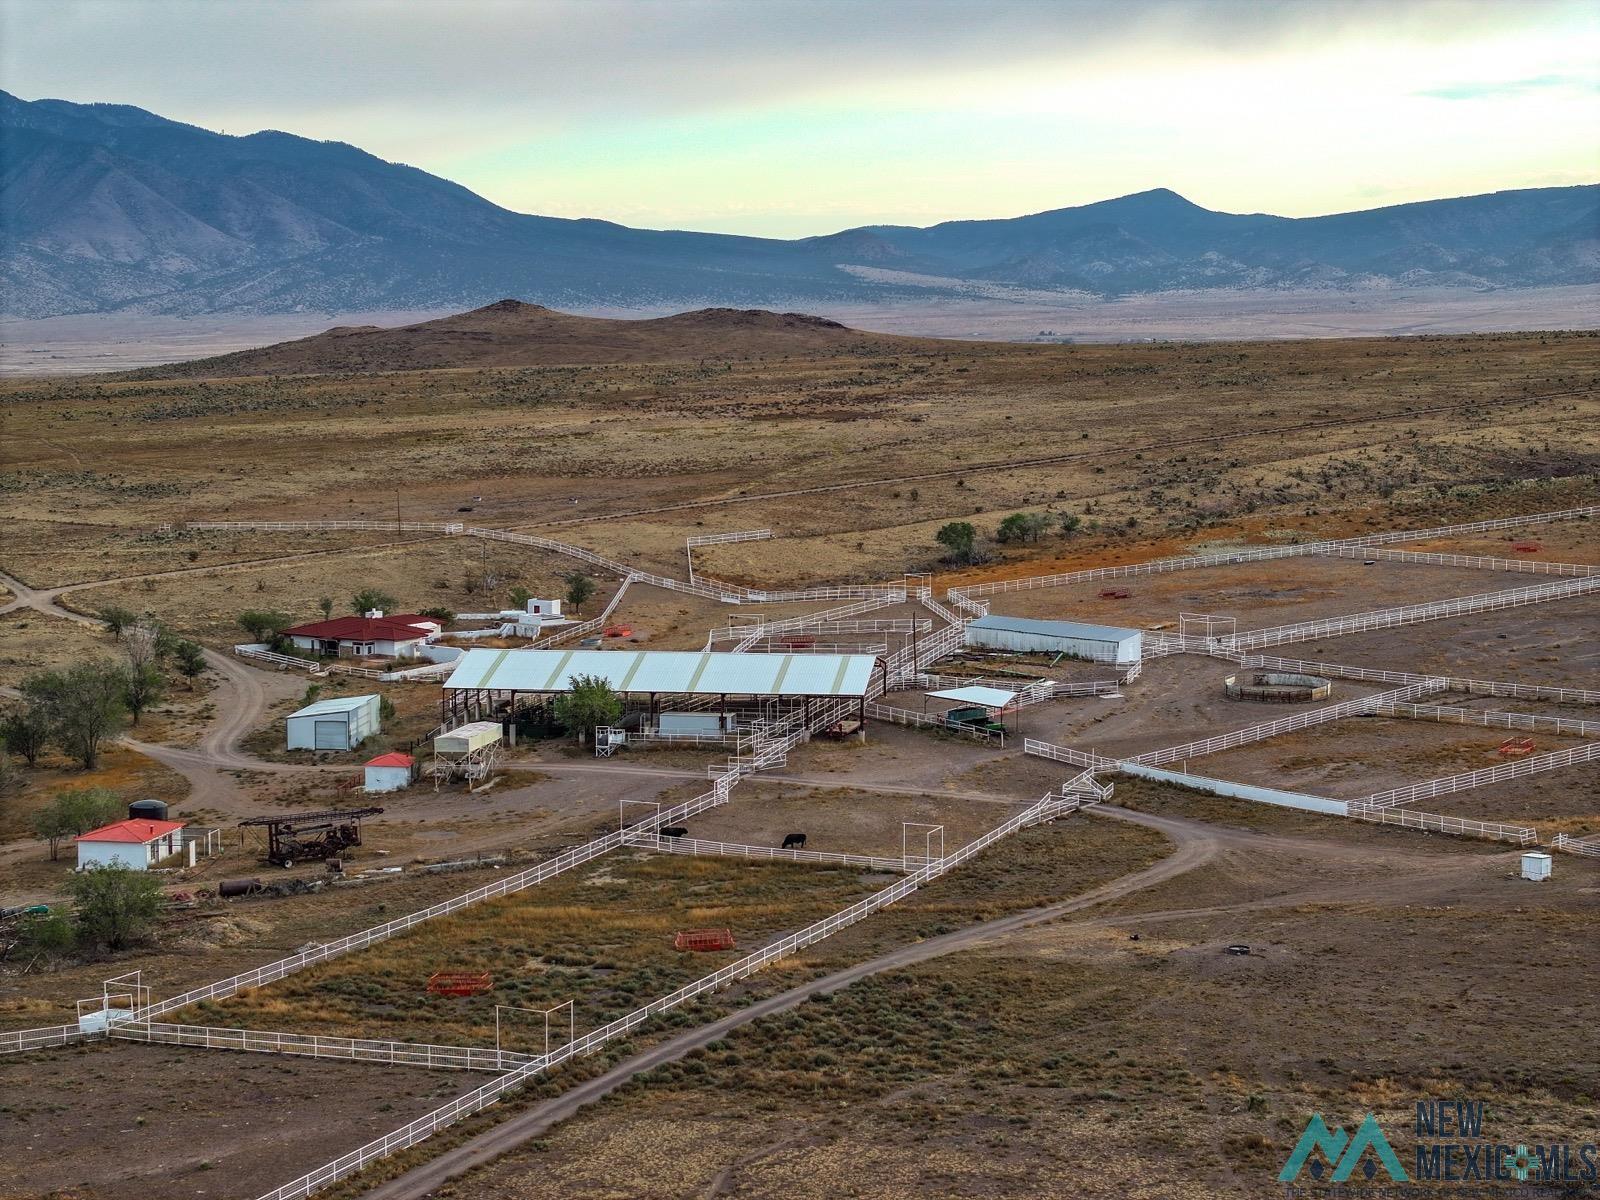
[122,299,933,377]
[3,89,1596,319]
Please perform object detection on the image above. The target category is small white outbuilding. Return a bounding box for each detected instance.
[286,694,382,751]
[363,751,415,793]
[1520,851,1552,882]
[75,818,185,871]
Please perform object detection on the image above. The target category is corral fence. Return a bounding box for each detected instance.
[1231,576,1600,651]
[255,788,1087,1200]
[1348,741,1600,812]
[1347,806,1538,845]
[864,701,1006,744]
[1312,545,1600,578]
[622,832,910,873]
[943,506,1600,609]
[1551,833,1600,858]
[110,1021,529,1072]
[1232,654,1600,706]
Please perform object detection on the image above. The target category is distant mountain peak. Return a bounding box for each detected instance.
[2,88,1595,319]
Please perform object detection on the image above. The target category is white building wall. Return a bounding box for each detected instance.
[77,840,150,870]
[965,627,1118,662]
[364,764,413,793]
[75,832,180,871]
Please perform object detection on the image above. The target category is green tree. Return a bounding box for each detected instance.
[32,787,125,860]
[508,585,533,609]
[172,640,207,689]
[934,521,979,565]
[19,911,76,956]
[1,702,52,767]
[22,663,128,769]
[562,571,596,614]
[121,662,163,725]
[238,610,292,643]
[553,674,622,745]
[1058,513,1082,538]
[120,621,167,724]
[67,865,165,952]
[318,596,335,619]
[996,512,1049,544]
[350,588,397,615]
[98,604,138,636]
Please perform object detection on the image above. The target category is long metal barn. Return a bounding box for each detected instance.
[440,647,883,730]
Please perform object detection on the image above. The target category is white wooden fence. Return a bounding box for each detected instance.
[1235,654,1600,705]
[1313,545,1600,578]
[1124,681,1446,768]
[110,1021,529,1072]
[1348,807,1537,845]
[255,789,1084,1200]
[1551,833,1600,858]
[944,505,1600,607]
[1373,701,1600,739]
[864,701,1005,744]
[1348,741,1600,812]
[1232,576,1600,651]
[622,832,910,873]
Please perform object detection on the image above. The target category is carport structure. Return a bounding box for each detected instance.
[441,648,884,730]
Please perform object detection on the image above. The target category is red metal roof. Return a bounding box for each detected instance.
[78,818,185,844]
[365,752,415,767]
[283,615,436,642]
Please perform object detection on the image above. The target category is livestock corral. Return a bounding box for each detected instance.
[2,499,1596,1199]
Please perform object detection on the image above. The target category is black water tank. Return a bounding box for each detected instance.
[129,798,169,821]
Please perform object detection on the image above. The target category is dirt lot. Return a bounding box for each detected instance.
[0,1042,464,1200]
[680,781,1016,860]
[982,555,1567,633]
[1397,517,1600,565]
[1296,593,1600,688]
[175,854,877,1047]
[1193,715,1593,809]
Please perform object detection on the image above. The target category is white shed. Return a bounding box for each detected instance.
[1520,851,1552,881]
[965,614,1143,664]
[76,818,185,871]
[364,752,415,793]
[286,694,382,751]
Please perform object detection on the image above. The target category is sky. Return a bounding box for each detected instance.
[2,0,1597,238]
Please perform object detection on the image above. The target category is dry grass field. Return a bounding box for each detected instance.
[3,333,1596,617]
[2,329,1598,1200]
[416,793,1596,1200]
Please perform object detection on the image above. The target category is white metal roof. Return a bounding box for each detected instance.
[926,685,1019,709]
[286,694,379,719]
[444,648,878,698]
[968,614,1141,643]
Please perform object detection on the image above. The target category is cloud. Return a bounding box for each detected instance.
[1418,73,1597,100]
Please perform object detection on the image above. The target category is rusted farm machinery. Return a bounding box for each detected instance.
[238,806,383,868]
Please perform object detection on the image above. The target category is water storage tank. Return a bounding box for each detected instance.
[129,798,170,821]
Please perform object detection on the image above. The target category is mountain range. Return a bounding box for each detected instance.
[2,89,1597,319]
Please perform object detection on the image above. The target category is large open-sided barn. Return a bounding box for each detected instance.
[440,648,882,730]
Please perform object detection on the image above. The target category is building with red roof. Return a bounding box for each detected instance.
[364,751,416,793]
[76,818,186,871]
[283,611,441,660]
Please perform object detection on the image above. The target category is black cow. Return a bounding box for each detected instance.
[781,832,807,850]
[661,826,688,839]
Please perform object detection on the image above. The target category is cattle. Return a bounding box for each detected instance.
[781,832,806,850]
[660,826,688,839]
